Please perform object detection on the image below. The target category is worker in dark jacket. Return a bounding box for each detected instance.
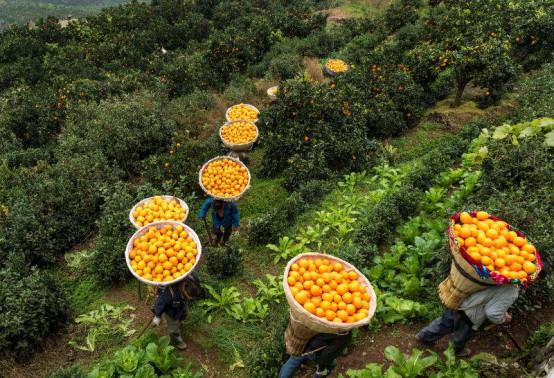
[198,197,240,245]
[416,284,519,356]
[152,281,188,350]
[279,332,352,378]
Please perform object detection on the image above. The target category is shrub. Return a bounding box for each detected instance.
[249,179,334,245]
[206,244,242,279]
[223,75,257,103]
[246,305,289,377]
[268,52,303,81]
[90,182,135,285]
[512,63,554,122]
[0,267,67,359]
[70,277,104,314]
[57,91,178,177]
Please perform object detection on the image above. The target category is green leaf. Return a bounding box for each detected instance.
[134,364,157,378]
[544,130,554,147]
[492,124,512,140]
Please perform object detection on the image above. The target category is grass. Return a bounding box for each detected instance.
[388,121,454,162]
[331,0,391,18]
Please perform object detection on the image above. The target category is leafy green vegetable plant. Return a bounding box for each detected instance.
[69,303,135,352]
[200,285,241,323]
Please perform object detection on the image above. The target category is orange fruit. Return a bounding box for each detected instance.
[481,256,493,266]
[342,292,353,304]
[325,310,336,321]
[522,261,536,274]
[526,253,536,262]
[337,310,349,322]
[310,285,322,297]
[477,221,489,231]
[460,212,473,224]
[459,226,472,239]
[494,258,506,269]
[510,263,522,272]
[336,284,349,296]
[469,252,482,262]
[522,244,536,254]
[304,302,316,314]
[315,308,325,318]
[476,211,489,220]
[486,229,499,239]
[513,236,526,247]
[295,291,309,305]
[464,237,477,247]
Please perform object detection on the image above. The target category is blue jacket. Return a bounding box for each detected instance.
[152,284,187,320]
[198,197,240,228]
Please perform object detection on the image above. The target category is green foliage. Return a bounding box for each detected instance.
[69,303,135,352]
[86,334,202,377]
[90,182,135,285]
[70,277,104,314]
[267,236,308,264]
[249,179,334,245]
[253,274,284,304]
[223,75,257,104]
[0,267,67,359]
[343,344,480,377]
[200,285,242,324]
[205,244,242,279]
[246,307,288,378]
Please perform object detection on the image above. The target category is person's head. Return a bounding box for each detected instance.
[213,200,225,211]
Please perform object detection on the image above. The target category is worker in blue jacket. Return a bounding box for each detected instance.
[198,197,240,245]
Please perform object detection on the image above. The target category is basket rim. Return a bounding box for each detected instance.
[448,210,542,287]
[219,120,259,150]
[129,195,189,229]
[225,103,260,123]
[283,252,377,331]
[125,221,202,287]
[198,156,251,202]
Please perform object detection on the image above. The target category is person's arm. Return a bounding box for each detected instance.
[231,203,240,228]
[198,198,213,220]
[314,333,351,368]
[484,286,519,324]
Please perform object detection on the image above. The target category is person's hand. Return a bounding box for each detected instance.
[504,312,512,323]
[152,316,161,326]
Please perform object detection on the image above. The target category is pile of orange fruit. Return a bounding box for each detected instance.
[129,224,198,283]
[201,158,249,198]
[227,104,259,122]
[287,257,371,324]
[132,196,187,227]
[453,211,538,281]
[326,59,348,73]
[221,121,257,145]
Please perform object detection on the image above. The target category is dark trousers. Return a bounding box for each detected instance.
[416,310,474,352]
[213,225,232,244]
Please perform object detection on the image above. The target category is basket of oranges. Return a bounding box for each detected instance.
[323,59,349,77]
[219,121,259,152]
[283,253,377,334]
[129,195,189,229]
[125,221,202,286]
[439,210,542,309]
[225,103,260,123]
[199,156,251,201]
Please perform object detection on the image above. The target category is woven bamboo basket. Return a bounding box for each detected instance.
[129,195,189,229]
[284,311,319,356]
[219,121,259,152]
[439,211,543,309]
[283,253,377,334]
[323,60,349,77]
[267,86,279,101]
[225,103,260,123]
[198,156,251,202]
[125,221,202,287]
